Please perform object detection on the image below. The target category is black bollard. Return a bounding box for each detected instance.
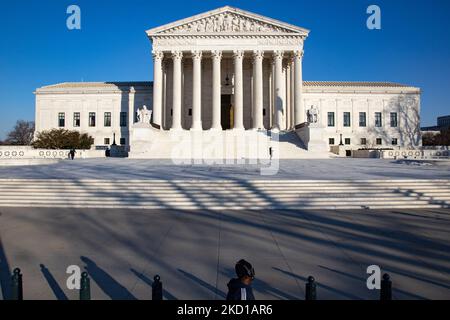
[152,275,163,300]
[380,273,392,300]
[80,272,91,300]
[305,276,317,300]
[11,268,23,300]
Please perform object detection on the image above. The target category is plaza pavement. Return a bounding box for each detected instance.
[0,158,449,300]
[1,207,450,300]
[0,158,449,180]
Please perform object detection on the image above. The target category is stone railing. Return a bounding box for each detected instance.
[381,148,450,160]
[0,146,105,159]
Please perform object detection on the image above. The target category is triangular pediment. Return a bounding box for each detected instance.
[146,6,309,36]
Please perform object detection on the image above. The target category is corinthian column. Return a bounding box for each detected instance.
[252,50,264,129]
[152,50,164,128]
[171,50,183,130]
[233,50,244,130]
[273,50,284,130]
[293,50,304,125]
[211,50,222,130]
[191,50,202,130]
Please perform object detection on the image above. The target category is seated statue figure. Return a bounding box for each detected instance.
[136,105,152,124]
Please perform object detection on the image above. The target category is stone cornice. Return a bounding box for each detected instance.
[151,34,305,40]
[303,87,421,94]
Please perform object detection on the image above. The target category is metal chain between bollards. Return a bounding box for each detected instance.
[5,268,393,300]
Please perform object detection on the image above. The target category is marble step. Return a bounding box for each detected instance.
[0,179,448,209]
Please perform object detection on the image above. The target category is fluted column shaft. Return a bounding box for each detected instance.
[294,50,304,125]
[273,50,284,130]
[211,50,222,130]
[191,51,202,130]
[233,50,244,130]
[171,51,183,130]
[252,50,264,129]
[152,51,164,127]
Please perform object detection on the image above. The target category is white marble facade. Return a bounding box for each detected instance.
[34,6,422,153]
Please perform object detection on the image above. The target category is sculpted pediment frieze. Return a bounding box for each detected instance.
[160,12,289,34]
[146,7,309,37]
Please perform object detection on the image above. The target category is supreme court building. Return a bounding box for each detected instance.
[35,6,422,159]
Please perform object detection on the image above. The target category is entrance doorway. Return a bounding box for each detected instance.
[221,94,233,130]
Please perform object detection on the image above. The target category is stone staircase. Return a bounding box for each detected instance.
[129,126,330,159]
[0,179,449,210]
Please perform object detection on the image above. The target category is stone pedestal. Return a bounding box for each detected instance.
[295,123,328,153]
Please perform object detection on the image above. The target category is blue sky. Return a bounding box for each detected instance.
[1,0,449,139]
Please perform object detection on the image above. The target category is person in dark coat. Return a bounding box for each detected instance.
[69,148,76,160]
[226,259,255,301]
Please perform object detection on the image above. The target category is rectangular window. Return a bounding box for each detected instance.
[120,138,126,145]
[104,112,111,127]
[375,112,382,127]
[361,138,367,145]
[359,112,366,127]
[104,138,110,145]
[329,138,335,145]
[188,108,192,116]
[343,112,351,127]
[73,112,80,127]
[89,112,96,127]
[345,138,351,145]
[390,112,398,127]
[376,138,382,145]
[58,113,65,127]
[327,112,335,127]
[263,109,266,117]
[120,112,127,127]
[392,138,398,145]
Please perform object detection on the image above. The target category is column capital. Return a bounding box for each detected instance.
[293,50,304,59]
[152,50,164,60]
[252,50,264,62]
[273,50,284,61]
[171,50,183,60]
[211,50,222,60]
[232,50,245,60]
[191,50,203,60]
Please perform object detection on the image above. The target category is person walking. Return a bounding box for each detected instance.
[226,259,255,301]
[69,148,76,160]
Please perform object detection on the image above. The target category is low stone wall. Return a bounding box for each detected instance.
[352,150,381,158]
[0,146,106,159]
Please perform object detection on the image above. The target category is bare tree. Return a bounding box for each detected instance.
[366,94,421,149]
[5,120,35,145]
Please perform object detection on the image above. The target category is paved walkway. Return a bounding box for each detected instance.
[1,207,450,300]
[0,158,449,180]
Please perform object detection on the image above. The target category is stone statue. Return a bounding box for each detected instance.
[307,106,319,124]
[137,105,152,124]
[206,17,214,32]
